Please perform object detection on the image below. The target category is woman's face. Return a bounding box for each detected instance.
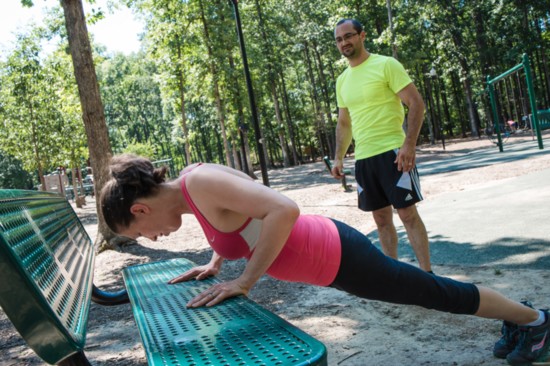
[119,205,182,242]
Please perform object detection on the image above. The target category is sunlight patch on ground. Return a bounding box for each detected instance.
[488,251,549,266]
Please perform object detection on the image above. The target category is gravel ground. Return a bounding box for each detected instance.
[2,131,550,366]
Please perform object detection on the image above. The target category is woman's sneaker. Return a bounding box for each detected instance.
[493,301,534,359]
[506,309,550,366]
[494,321,520,358]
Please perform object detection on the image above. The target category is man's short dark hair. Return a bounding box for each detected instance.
[336,19,364,34]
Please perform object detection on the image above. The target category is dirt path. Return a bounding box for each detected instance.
[2,131,550,366]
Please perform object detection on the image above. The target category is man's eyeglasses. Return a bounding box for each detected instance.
[335,32,359,44]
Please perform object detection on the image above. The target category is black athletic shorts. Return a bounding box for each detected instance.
[329,219,480,315]
[355,149,423,211]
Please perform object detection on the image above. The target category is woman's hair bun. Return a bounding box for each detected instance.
[109,154,166,187]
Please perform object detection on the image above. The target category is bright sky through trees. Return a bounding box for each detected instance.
[0,0,143,57]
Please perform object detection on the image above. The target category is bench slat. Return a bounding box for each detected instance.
[123,258,327,366]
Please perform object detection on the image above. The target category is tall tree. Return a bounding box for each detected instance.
[198,0,232,167]
[0,33,58,190]
[46,49,90,207]
[61,0,115,250]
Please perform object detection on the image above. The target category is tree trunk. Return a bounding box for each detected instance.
[61,0,115,251]
[229,54,257,178]
[440,81,454,137]
[473,5,491,81]
[447,3,480,137]
[176,43,191,166]
[451,72,468,137]
[303,42,328,157]
[424,74,436,144]
[230,130,241,171]
[279,71,300,164]
[312,42,335,158]
[71,167,80,207]
[242,130,256,177]
[271,83,290,167]
[199,0,231,167]
[30,109,46,191]
[386,0,398,59]
[253,0,291,167]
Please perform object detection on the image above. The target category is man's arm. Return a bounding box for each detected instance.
[333,107,353,179]
[396,83,425,172]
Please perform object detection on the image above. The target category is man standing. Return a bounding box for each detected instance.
[331,18,432,272]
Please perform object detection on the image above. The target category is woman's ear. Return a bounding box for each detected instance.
[130,203,151,216]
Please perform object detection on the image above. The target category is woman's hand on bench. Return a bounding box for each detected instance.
[168,263,219,284]
[186,279,249,308]
[168,252,224,284]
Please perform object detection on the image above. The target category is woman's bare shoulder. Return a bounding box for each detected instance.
[190,163,255,182]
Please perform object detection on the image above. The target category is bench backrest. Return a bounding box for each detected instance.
[537,109,550,130]
[0,190,95,365]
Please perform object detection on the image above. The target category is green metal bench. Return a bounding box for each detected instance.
[536,109,550,131]
[0,190,327,365]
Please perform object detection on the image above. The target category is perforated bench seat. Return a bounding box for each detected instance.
[123,258,327,366]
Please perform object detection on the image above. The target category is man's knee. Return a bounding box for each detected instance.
[396,204,422,225]
[372,206,394,226]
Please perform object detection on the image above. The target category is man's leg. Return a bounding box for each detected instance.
[372,205,398,259]
[396,204,432,272]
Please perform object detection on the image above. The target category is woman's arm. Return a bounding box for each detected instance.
[185,167,299,307]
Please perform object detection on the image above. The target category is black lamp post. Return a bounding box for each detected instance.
[228,0,269,186]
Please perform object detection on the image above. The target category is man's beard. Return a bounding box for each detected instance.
[341,46,357,59]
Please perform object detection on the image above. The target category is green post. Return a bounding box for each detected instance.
[522,53,544,149]
[487,76,504,152]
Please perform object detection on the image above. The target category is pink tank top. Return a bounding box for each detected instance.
[180,172,342,286]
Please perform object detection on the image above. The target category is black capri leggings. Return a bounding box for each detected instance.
[329,219,480,315]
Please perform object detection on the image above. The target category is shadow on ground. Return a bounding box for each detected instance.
[367,229,550,270]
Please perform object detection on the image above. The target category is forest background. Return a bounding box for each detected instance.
[1,0,550,193]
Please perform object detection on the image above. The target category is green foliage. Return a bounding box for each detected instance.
[0,18,89,180]
[97,52,178,163]
[44,48,89,169]
[0,32,59,173]
[123,141,157,159]
[5,0,550,172]
[0,151,34,189]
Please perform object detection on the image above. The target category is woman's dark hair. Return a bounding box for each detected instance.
[100,154,168,233]
[336,18,364,35]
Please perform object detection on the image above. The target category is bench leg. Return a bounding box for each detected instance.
[342,175,352,192]
[58,351,91,366]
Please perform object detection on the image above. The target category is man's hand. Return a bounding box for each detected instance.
[395,143,416,172]
[331,159,346,180]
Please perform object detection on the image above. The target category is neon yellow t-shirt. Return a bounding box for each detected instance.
[336,54,412,159]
